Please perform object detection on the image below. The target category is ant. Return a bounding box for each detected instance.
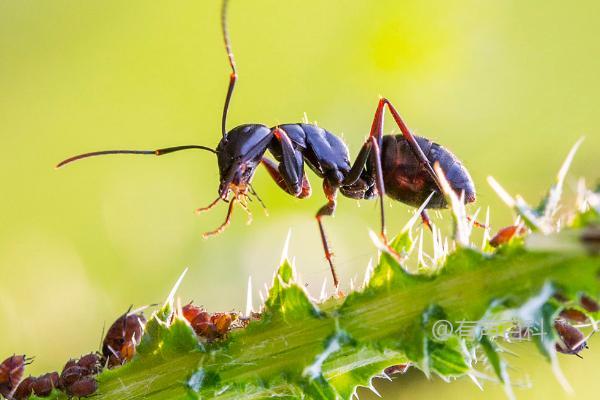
[57,0,476,289]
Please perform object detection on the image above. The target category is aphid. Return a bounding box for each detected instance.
[0,355,28,389]
[559,308,589,323]
[489,224,527,247]
[59,353,101,398]
[60,365,88,389]
[211,313,233,336]
[181,303,206,323]
[31,372,59,397]
[12,376,35,400]
[580,294,599,313]
[57,0,477,289]
[75,353,102,375]
[554,319,588,357]
[384,364,411,376]
[0,355,32,399]
[102,309,146,368]
[64,376,97,398]
[181,304,234,341]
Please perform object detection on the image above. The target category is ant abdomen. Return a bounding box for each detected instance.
[381,135,476,209]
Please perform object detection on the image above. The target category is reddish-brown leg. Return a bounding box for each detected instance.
[196,195,224,214]
[377,98,444,191]
[316,180,340,289]
[421,210,433,231]
[261,158,311,198]
[203,199,236,238]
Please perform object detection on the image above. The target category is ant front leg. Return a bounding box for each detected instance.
[261,157,311,198]
[316,180,340,290]
[267,127,307,197]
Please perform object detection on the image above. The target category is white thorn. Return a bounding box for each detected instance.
[482,207,491,251]
[258,290,266,306]
[576,178,588,212]
[551,352,574,395]
[302,112,309,124]
[369,230,389,254]
[368,382,382,398]
[418,228,426,269]
[468,372,484,391]
[363,258,374,288]
[468,207,481,244]
[319,278,328,301]
[245,276,254,317]
[350,277,355,292]
[515,215,522,225]
[176,297,183,318]
[280,229,292,265]
[544,137,584,220]
[401,192,434,233]
[487,176,516,208]
[436,163,469,245]
[557,137,584,190]
[164,267,188,309]
[381,371,392,381]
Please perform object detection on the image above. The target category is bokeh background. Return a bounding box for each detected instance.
[0,0,598,398]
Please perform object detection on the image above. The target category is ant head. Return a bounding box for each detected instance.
[216,124,272,200]
[195,125,272,238]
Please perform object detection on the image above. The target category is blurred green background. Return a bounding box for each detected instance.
[0,0,598,398]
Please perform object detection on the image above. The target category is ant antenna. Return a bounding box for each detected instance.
[221,0,238,139]
[56,145,216,169]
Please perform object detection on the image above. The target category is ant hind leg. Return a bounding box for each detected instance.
[316,181,340,290]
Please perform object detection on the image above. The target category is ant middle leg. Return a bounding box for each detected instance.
[343,99,389,242]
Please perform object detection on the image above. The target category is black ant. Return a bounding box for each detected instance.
[57,0,476,289]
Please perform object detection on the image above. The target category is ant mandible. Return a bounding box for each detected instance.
[57,0,476,289]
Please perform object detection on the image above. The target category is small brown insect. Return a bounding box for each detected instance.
[60,365,89,389]
[554,319,588,357]
[76,353,102,375]
[211,313,233,336]
[182,303,205,323]
[0,355,31,399]
[580,295,599,313]
[384,364,411,376]
[0,355,28,387]
[12,376,35,400]
[559,308,589,323]
[102,310,146,368]
[59,353,101,398]
[489,225,527,247]
[181,304,234,341]
[65,377,97,398]
[31,372,60,397]
[553,292,569,303]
